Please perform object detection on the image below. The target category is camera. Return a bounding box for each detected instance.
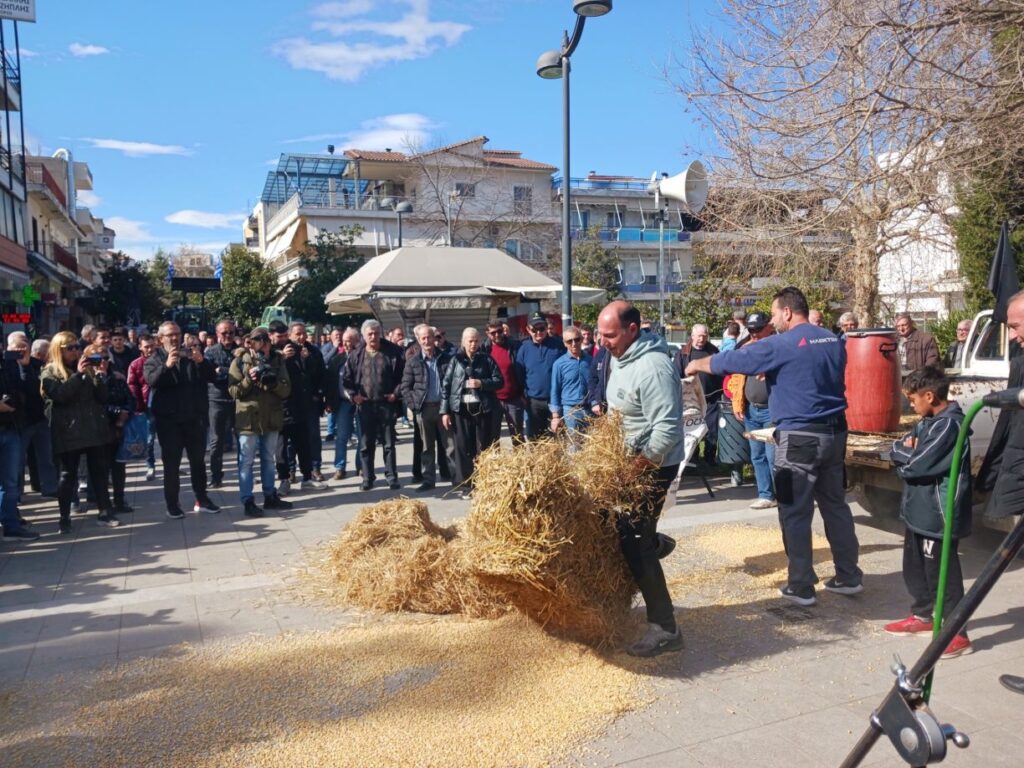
[249,351,278,388]
[84,353,105,366]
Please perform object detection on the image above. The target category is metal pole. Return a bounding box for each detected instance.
[398,213,403,248]
[561,54,573,328]
[447,195,453,246]
[658,210,665,330]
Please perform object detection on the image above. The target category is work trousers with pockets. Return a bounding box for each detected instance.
[155,418,208,511]
[904,529,966,622]
[450,407,499,487]
[57,445,110,519]
[616,463,680,632]
[358,401,398,483]
[773,428,862,589]
[207,400,235,483]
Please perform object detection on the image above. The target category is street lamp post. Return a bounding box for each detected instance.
[382,198,414,248]
[447,190,459,246]
[536,0,612,328]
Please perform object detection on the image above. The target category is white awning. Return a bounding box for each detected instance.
[264,219,302,263]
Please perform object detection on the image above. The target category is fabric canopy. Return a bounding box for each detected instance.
[324,246,605,314]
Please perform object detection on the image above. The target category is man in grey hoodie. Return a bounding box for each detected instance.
[598,300,685,657]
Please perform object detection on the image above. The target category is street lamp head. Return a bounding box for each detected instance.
[536,49,564,79]
[394,201,413,214]
[573,0,612,16]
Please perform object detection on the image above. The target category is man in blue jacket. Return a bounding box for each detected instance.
[686,286,862,607]
[514,312,564,439]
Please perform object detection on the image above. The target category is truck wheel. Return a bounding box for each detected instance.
[857,486,903,533]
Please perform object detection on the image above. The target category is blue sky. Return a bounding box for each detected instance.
[18,0,715,259]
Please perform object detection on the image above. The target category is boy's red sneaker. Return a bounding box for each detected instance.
[884,615,934,635]
[942,634,973,659]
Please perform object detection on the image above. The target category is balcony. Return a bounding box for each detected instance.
[572,227,691,243]
[553,176,649,192]
[52,241,77,272]
[27,163,68,208]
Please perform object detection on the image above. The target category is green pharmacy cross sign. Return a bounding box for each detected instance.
[21,285,40,306]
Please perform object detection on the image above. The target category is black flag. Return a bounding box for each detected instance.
[988,220,1019,324]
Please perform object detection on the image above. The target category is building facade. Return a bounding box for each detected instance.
[0,17,30,336]
[246,137,560,292]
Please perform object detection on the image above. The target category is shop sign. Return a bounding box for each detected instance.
[0,1,35,23]
[2,312,32,323]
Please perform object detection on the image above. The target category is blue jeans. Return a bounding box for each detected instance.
[745,403,775,500]
[146,413,157,469]
[238,432,279,503]
[22,420,57,495]
[333,401,361,471]
[562,405,589,433]
[325,411,336,437]
[0,428,23,530]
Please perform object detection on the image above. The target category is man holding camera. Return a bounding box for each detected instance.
[144,321,219,519]
[229,328,292,517]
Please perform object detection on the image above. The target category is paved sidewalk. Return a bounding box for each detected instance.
[1,425,1023,766]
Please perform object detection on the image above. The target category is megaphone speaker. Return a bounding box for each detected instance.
[659,160,708,214]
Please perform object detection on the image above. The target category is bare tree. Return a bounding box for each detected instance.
[677,0,1024,323]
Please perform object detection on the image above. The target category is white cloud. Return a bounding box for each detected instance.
[77,190,102,208]
[69,42,110,57]
[106,217,157,242]
[273,0,471,82]
[81,137,193,158]
[283,113,437,151]
[165,210,246,229]
[20,48,38,58]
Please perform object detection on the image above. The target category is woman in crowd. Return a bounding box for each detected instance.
[441,327,503,497]
[40,331,118,531]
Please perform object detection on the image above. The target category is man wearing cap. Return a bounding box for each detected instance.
[514,312,565,440]
[686,286,862,607]
[727,313,777,509]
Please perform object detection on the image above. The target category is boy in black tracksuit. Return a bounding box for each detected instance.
[885,366,972,658]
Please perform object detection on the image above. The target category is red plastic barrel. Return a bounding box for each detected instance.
[844,329,901,433]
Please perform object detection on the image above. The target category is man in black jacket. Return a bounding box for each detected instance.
[0,346,35,540]
[976,290,1024,694]
[288,322,327,482]
[144,322,218,519]
[324,327,361,480]
[673,324,722,466]
[343,319,405,491]
[402,323,453,491]
[204,318,237,489]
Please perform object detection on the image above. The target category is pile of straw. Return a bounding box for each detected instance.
[324,499,506,619]
[324,414,653,645]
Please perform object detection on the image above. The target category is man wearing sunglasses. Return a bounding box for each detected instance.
[550,326,591,434]
[514,312,565,439]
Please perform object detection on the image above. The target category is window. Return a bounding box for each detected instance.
[972,318,1004,361]
[606,212,619,228]
[513,186,532,216]
[455,182,476,198]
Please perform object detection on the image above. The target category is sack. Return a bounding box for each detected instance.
[116,413,149,463]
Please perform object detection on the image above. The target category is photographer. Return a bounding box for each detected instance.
[228,328,292,517]
[204,318,238,489]
[144,322,218,520]
[40,331,114,533]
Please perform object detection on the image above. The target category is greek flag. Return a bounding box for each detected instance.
[167,261,175,284]
[214,255,223,280]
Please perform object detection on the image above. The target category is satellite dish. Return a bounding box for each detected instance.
[658,160,708,214]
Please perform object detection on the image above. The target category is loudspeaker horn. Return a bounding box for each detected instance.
[658,160,708,214]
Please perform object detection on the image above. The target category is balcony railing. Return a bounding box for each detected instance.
[52,241,77,271]
[3,53,19,93]
[552,176,649,192]
[572,227,691,243]
[26,164,67,208]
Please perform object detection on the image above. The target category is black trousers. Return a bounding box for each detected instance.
[904,529,966,622]
[107,438,126,504]
[155,418,208,510]
[451,408,499,486]
[277,419,313,480]
[616,463,680,631]
[412,408,452,481]
[57,446,110,518]
[358,401,398,483]
[207,400,235,483]
[526,397,552,440]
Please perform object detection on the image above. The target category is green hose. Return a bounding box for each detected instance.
[923,398,984,701]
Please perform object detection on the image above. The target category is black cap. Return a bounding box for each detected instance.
[528,311,547,328]
[746,312,770,331]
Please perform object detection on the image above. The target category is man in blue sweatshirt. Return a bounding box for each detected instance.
[686,286,862,607]
[514,311,565,439]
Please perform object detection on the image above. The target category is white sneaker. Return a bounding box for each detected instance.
[301,479,327,490]
[277,479,291,497]
[749,498,778,509]
[145,468,156,481]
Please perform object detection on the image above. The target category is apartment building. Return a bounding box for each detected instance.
[0,17,30,332]
[26,152,111,333]
[246,136,559,288]
[558,173,702,302]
